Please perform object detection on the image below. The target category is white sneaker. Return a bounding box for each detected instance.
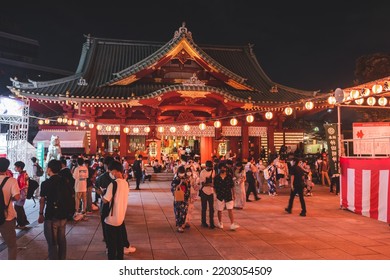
[217,222,223,229]
[230,223,240,230]
[124,246,136,254]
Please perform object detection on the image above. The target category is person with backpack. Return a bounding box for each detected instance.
[101,160,130,259]
[132,154,143,190]
[0,158,20,260]
[38,159,73,259]
[14,161,30,229]
[31,157,43,197]
[245,157,260,202]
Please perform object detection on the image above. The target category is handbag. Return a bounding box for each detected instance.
[174,185,185,202]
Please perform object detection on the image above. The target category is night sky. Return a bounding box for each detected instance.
[1,1,390,93]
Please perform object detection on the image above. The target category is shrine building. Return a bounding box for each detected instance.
[8,23,328,162]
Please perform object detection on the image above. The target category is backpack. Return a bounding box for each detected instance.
[36,164,44,177]
[101,180,118,219]
[27,178,39,206]
[52,179,75,220]
[0,177,11,225]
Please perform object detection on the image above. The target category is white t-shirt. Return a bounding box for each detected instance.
[199,169,215,195]
[0,175,19,221]
[73,165,89,192]
[103,178,129,226]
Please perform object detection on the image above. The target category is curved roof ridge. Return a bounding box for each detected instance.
[11,73,82,89]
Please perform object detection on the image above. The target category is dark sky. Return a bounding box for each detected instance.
[1,1,390,92]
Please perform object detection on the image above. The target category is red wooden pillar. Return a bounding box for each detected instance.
[120,125,127,157]
[90,125,97,155]
[200,137,213,164]
[241,124,249,160]
[267,126,275,154]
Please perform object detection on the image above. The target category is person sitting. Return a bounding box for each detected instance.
[152,159,162,173]
[142,169,152,183]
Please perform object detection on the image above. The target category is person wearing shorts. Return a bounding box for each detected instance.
[213,162,239,231]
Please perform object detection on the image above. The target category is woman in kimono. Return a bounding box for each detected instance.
[171,165,191,233]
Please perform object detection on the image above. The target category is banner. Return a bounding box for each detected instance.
[324,123,339,174]
[340,157,390,223]
[353,122,390,155]
[37,141,45,167]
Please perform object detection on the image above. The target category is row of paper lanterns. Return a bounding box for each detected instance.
[328,84,389,106]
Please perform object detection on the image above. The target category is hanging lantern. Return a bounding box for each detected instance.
[367,97,376,106]
[362,88,370,97]
[246,114,254,123]
[157,126,164,133]
[214,120,222,128]
[199,123,206,130]
[106,125,112,131]
[183,124,190,131]
[44,119,50,124]
[327,96,336,105]
[88,123,94,129]
[230,117,238,126]
[38,119,44,125]
[169,126,176,133]
[114,126,120,132]
[80,121,86,128]
[123,127,130,134]
[355,98,364,105]
[133,127,139,134]
[378,97,388,106]
[265,111,273,120]
[62,117,68,123]
[73,120,78,126]
[96,124,103,131]
[305,101,314,110]
[144,126,150,133]
[343,95,351,105]
[284,107,293,116]
[57,117,63,123]
[67,120,72,125]
[372,84,383,94]
[350,90,360,99]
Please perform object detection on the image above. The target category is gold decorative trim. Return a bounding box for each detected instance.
[178,90,209,99]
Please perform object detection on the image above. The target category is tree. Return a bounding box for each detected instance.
[354,53,390,84]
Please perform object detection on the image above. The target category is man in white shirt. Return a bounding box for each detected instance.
[102,160,129,260]
[0,158,20,260]
[73,157,89,217]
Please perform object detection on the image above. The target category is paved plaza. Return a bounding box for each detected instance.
[1,181,390,260]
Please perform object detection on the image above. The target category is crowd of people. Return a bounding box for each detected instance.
[0,146,337,260]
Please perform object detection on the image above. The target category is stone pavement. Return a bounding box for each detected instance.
[1,181,390,260]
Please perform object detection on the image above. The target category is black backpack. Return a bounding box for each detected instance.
[52,179,75,220]
[0,177,11,225]
[27,178,39,206]
[132,160,142,176]
[36,164,44,177]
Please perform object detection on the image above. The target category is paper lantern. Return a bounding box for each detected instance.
[157,126,164,133]
[355,98,364,105]
[378,97,388,106]
[44,119,50,124]
[372,84,383,94]
[284,107,293,116]
[144,126,150,133]
[199,123,206,130]
[38,119,44,125]
[305,101,314,110]
[230,118,238,126]
[367,97,376,106]
[169,126,176,133]
[72,120,78,126]
[57,117,63,123]
[123,127,130,133]
[106,126,112,132]
[88,123,94,129]
[265,112,273,120]
[214,120,222,128]
[80,122,86,127]
[183,124,190,131]
[133,127,140,133]
[246,115,254,123]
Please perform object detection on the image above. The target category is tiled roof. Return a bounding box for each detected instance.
[10,26,317,104]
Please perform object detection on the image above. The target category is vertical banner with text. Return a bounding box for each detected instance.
[324,124,339,174]
[36,141,45,167]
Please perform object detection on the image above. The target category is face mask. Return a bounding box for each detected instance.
[206,168,212,171]
[186,172,192,176]
[109,172,116,180]
[178,173,185,178]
